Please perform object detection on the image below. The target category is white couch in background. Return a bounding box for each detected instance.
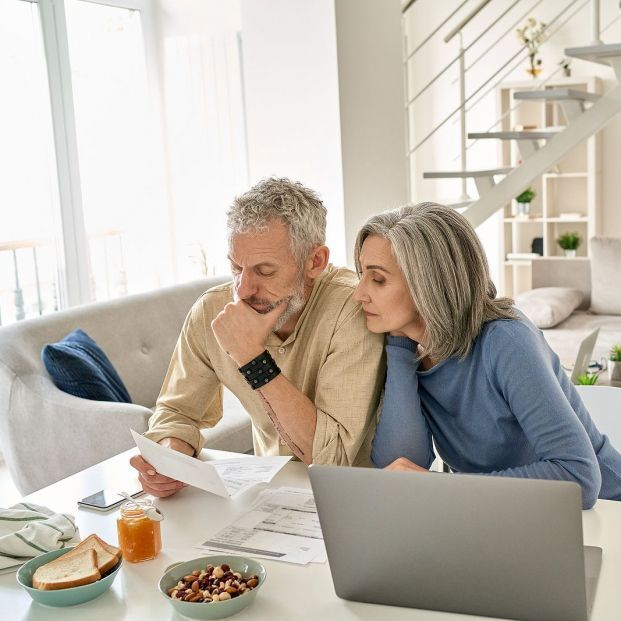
[0,277,253,495]
[517,237,621,367]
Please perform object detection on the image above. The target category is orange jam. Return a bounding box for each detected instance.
[116,501,162,563]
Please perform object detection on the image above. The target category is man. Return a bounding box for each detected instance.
[131,177,385,496]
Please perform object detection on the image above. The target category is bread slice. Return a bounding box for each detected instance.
[33,548,101,590]
[92,534,122,560]
[61,534,120,574]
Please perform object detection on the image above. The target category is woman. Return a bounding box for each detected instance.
[354,202,621,509]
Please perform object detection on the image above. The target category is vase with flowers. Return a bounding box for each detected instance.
[516,17,547,78]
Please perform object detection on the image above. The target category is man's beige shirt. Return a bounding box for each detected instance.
[146,266,386,466]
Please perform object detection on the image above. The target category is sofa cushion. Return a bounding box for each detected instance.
[41,329,132,402]
[540,311,621,366]
[590,237,621,315]
[515,287,584,328]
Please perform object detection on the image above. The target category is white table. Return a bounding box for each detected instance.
[1,449,620,620]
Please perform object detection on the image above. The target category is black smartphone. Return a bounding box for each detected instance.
[77,488,144,512]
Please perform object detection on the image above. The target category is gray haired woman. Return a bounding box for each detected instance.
[353,202,621,509]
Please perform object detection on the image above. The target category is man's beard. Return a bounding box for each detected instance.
[234,278,306,333]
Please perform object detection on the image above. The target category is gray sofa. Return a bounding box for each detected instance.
[526,255,621,365]
[0,277,253,495]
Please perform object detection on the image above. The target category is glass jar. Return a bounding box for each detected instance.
[116,499,162,563]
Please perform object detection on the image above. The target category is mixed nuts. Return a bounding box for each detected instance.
[167,563,259,604]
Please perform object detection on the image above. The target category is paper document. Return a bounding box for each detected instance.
[197,487,326,565]
[131,430,291,498]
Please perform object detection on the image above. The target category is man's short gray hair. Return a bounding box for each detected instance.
[227,177,327,265]
[354,202,516,362]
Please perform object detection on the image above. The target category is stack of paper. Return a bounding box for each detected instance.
[131,431,291,498]
[197,487,326,565]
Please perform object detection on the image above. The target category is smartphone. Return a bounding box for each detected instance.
[77,488,144,512]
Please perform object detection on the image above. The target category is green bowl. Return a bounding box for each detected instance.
[16,547,122,607]
[159,555,267,620]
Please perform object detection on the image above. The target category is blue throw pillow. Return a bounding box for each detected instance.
[41,329,132,403]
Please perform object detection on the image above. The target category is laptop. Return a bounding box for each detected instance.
[570,328,600,384]
[309,466,602,621]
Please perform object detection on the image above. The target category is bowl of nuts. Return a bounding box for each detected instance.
[158,555,266,620]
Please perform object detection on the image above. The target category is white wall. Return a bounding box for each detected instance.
[334,0,408,265]
[240,0,346,264]
[240,0,407,267]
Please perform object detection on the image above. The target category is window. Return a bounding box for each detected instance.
[0,0,61,324]
[0,0,246,325]
[65,0,171,299]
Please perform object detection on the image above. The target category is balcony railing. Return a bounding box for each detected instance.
[0,229,126,326]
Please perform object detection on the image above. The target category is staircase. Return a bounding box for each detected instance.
[404,1,621,229]
[423,44,621,229]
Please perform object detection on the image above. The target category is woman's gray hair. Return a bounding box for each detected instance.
[354,202,516,362]
[227,177,327,266]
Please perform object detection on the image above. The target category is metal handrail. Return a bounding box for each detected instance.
[404,0,470,62]
[463,0,545,74]
[401,0,418,15]
[459,5,621,158]
[407,0,583,155]
[460,0,588,128]
[444,0,492,43]
[406,0,533,106]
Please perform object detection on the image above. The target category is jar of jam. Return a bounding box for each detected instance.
[116,498,162,563]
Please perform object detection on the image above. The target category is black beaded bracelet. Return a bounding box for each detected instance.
[238,350,281,389]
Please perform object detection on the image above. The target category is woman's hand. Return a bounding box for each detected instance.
[384,456,430,473]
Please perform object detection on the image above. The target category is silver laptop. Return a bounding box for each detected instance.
[309,466,602,621]
[570,328,600,384]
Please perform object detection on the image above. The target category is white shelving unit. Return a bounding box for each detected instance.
[495,77,602,298]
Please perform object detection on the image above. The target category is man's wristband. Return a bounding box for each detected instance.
[238,350,281,389]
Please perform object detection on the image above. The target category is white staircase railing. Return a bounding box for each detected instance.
[443,0,493,200]
[403,0,621,229]
[464,65,621,227]
[405,0,584,154]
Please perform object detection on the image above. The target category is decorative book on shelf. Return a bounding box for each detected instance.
[506,252,541,260]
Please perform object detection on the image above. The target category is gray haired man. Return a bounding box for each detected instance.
[130,177,385,496]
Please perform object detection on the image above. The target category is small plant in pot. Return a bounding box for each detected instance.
[514,187,535,217]
[575,372,600,386]
[556,231,581,258]
[609,344,621,383]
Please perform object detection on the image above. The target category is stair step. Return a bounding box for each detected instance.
[468,130,561,141]
[423,168,512,179]
[565,42,621,67]
[514,89,599,103]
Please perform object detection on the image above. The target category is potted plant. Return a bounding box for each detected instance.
[609,344,621,383]
[514,187,535,217]
[559,57,571,77]
[516,17,547,78]
[556,232,581,257]
[575,372,600,386]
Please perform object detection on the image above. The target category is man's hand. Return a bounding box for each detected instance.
[211,299,288,365]
[384,456,430,473]
[129,437,194,498]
